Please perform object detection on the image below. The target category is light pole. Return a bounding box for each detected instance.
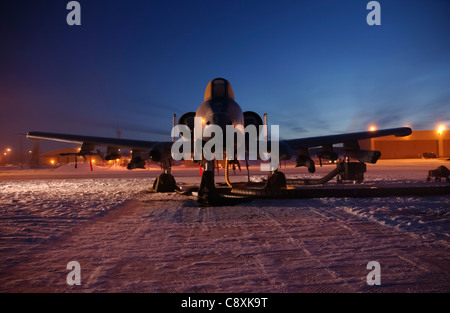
[369,125,376,151]
[437,125,445,158]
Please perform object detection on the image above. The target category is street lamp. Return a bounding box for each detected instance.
[437,124,446,158]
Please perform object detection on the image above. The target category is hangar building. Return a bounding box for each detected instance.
[360,130,449,159]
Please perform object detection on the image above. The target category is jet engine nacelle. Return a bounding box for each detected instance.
[177,112,196,139]
[243,111,263,132]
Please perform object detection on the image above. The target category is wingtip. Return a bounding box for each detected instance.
[26,131,38,139]
[394,127,413,137]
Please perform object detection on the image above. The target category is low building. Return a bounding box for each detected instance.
[39,147,133,167]
[41,148,103,166]
[360,130,449,159]
[41,148,87,166]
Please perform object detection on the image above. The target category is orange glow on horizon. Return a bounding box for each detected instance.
[369,126,376,131]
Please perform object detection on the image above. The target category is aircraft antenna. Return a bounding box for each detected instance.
[263,113,268,140]
[172,114,176,142]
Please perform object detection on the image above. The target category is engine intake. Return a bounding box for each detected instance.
[177,112,196,139]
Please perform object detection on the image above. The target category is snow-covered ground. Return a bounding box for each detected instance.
[0,159,449,292]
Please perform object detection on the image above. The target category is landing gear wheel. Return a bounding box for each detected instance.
[197,171,221,205]
[264,171,287,190]
[153,172,177,192]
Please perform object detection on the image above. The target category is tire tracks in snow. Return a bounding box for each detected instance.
[255,205,356,292]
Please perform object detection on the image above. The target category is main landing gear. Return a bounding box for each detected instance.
[197,160,253,206]
[152,160,178,192]
[264,170,287,190]
[153,171,177,192]
[151,160,450,203]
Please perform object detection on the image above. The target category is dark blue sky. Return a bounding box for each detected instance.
[1,0,449,153]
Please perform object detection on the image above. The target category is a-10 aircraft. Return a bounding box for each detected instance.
[27,78,412,204]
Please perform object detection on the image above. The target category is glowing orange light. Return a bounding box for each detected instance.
[6,148,11,152]
[369,126,376,131]
[50,160,55,165]
[437,125,446,134]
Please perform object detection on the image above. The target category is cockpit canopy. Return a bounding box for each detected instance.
[204,78,235,101]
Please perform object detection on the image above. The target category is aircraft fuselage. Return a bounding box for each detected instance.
[195,78,245,142]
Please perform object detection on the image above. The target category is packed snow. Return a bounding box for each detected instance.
[0,159,449,292]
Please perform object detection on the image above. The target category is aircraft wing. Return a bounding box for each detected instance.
[26,131,174,169]
[281,127,412,171]
[284,127,412,149]
[26,131,161,150]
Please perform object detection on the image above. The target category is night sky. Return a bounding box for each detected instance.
[1,0,449,154]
